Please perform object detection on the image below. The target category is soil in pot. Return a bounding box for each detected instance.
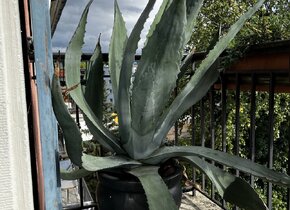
[96,159,183,210]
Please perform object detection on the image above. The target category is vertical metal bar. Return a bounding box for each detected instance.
[80,179,84,208]
[174,82,179,145]
[210,88,215,200]
[221,75,227,208]
[75,104,83,207]
[287,132,290,210]
[221,75,227,154]
[267,73,274,209]
[250,74,256,187]
[191,105,196,196]
[174,120,179,145]
[235,74,241,176]
[233,74,241,210]
[200,98,205,191]
[76,104,81,128]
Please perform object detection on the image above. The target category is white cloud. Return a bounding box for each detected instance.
[52,0,162,54]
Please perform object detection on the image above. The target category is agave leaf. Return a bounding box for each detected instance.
[153,0,265,144]
[144,0,201,47]
[109,1,128,111]
[184,0,204,44]
[179,29,220,79]
[129,0,187,159]
[65,0,124,154]
[129,166,178,210]
[84,36,104,119]
[51,68,82,166]
[143,0,172,47]
[83,36,106,146]
[82,154,141,171]
[117,0,156,153]
[142,146,290,187]
[154,62,220,146]
[60,168,93,180]
[183,156,268,210]
[83,38,116,150]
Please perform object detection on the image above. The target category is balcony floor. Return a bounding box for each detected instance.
[181,191,222,210]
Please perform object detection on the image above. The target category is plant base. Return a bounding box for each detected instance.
[96,163,182,210]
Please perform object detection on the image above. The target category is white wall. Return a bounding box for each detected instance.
[0,1,34,209]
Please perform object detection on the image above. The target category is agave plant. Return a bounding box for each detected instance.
[52,0,290,209]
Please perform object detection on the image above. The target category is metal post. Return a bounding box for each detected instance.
[191,105,196,196]
[287,131,290,210]
[174,82,179,145]
[221,75,227,154]
[234,74,241,210]
[221,74,227,208]
[210,88,215,200]
[200,98,205,190]
[76,104,81,128]
[250,74,256,187]
[79,178,84,208]
[267,73,275,209]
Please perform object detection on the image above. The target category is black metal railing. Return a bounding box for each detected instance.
[177,72,290,210]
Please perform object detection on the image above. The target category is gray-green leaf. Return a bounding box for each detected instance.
[153,0,265,144]
[183,156,268,210]
[129,166,178,210]
[109,1,128,111]
[51,70,82,166]
[64,0,124,154]
[82,154,141,171]
[128,0,187,159]
[117,0,156,157]
[60,168,93,180]
[84,36,104,119]
[143,146,290,187]
[184,0,204,44]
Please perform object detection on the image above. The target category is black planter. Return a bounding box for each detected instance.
[96,164,182,210]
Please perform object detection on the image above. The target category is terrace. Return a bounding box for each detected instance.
[1,0,289,209]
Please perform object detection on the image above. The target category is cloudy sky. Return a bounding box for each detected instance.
[52,0,163,54]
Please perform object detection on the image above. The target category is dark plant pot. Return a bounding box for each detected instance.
[96,163,182,210]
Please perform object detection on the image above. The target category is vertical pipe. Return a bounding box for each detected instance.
[267,73,274,209]
[191,105,196,196]
[210,88,215,200]
[250,74,256,187]
[200,98,205,190]
[20,0,45,209]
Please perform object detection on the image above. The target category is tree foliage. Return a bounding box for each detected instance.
[179,1,290,209]
[190,0,290,52]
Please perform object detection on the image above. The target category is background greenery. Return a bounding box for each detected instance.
[177,0,290,209]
